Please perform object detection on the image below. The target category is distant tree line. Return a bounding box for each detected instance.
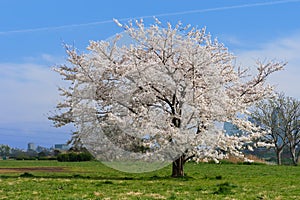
[0,144,93,162]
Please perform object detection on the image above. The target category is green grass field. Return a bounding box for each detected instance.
[0,160,299,199]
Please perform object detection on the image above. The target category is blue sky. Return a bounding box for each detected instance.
[1,0,300,149]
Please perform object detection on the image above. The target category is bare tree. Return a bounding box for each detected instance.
[251,94,300,165]
[50,19,284,177]
[281,96,300,165]
[251,95,287,165]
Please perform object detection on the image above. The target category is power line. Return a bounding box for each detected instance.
[0,0,299,35]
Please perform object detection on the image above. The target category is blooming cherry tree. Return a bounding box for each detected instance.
[50,19,284,177]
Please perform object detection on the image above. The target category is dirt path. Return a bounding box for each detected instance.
[0,167,67,173]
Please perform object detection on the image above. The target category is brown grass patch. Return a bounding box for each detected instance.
[0,167,67,173]
[224,154,266,164]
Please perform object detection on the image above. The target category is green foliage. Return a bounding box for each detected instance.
[0,161,300,199]
[0,144,10,156]
[57,152,93,162]
[37,156,57,160]
[15,155,37,160]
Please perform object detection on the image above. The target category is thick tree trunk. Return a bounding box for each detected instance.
[171,155,185,177]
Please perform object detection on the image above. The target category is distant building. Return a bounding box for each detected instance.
[54,144,69,151]
[36,146,49,153]
[27,143,36,151]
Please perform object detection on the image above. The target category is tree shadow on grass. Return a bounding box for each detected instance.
[0,173,194,181]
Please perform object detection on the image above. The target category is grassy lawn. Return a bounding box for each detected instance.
[0,160,300,199]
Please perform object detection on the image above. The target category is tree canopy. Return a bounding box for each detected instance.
[50,19,285,175]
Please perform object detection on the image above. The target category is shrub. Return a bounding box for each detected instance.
[20,172,34,178]
[38,156,57,160]
[57,154,69,162]
[57,152,93,162]
[15,156,37,160]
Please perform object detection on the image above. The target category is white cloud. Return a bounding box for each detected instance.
[234,31,300,99]
[219,34,245,47]
[0,59,74,148]
[22,53,65,64]
[0,62,64,123]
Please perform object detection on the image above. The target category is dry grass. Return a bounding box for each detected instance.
[223,154,266,164]
[0,167,66,173]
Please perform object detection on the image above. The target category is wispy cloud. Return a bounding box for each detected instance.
[235,31,300,98]
[0,62,63,123]
[1,0,300,35]
[0,58,73,147]
[21,54,64,64]
[219,35,245,47]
